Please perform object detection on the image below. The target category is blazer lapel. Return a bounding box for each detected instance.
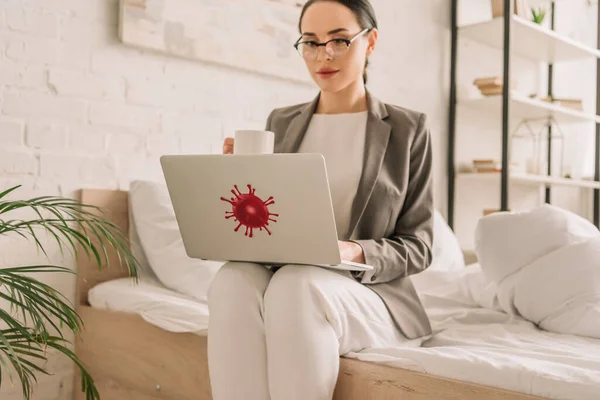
[347,92,391,239]
[278,94,320,154]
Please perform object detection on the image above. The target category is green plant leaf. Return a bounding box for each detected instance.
[0,192,139,274]
[0,186,141,399]
[0,329,54,398]
[1,273,81,336]
[46,340,100,400]
[530,6,547,24]
[0,185,21,202]
[0,323,30,390]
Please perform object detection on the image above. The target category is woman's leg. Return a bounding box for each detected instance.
[263,265,416,400]
[207,262,274,400]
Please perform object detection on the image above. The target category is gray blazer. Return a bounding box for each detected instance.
[266,91,434,339]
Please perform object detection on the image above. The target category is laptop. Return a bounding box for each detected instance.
[160,153,373,272]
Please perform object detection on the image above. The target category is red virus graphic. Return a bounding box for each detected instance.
[220,184,279,238]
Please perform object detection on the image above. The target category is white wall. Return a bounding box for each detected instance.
[0,0,449,398]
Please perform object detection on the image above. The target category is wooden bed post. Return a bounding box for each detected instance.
[75,189,131,308]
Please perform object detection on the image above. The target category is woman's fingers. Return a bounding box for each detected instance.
[223,137,234,154]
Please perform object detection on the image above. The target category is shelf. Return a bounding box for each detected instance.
[460,16,600,63]
[459,94,600,125]
[458,172,600,189]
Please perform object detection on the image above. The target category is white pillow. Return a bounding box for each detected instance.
[428,210,465,271]
[474,204,599,282]
[496,236,600,338]
[128,200,158,281]
[129,180,225,303]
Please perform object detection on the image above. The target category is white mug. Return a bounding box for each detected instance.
[233,130,275,155]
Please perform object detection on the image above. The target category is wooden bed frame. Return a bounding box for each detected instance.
[73,189,546,400]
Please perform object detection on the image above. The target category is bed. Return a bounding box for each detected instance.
[73,188,594,400]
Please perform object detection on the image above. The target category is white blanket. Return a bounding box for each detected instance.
[473,204,600,339]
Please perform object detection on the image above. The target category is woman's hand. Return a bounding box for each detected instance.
[338,241,365,264]
[223,137,234,154]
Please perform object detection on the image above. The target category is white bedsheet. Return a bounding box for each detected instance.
[88,277,209,334]
[346,267,600,400]
[88,268,600,399]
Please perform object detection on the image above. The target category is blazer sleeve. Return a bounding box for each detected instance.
[265,109,274,131]
[351,113,434,285]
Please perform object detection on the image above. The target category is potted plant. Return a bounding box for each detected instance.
[531,6,547,24]
[0,185,138,400]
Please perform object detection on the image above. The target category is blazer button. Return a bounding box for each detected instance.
[370,274,377,282]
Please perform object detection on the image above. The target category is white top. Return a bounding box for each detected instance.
[298,111,368,239]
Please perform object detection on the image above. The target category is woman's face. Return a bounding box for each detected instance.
[298,1,377,93]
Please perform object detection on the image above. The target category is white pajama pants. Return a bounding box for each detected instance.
[207,262,420,400]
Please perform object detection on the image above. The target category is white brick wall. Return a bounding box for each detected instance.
[0,149,37,174]
[0,116,24,146]
[5,3,58,37]
[2,91,88,122]
[48,69,126,101]
[88,101,161,132]
[26,122,68,149]
[0,61,47,88]
[0,0,449,399]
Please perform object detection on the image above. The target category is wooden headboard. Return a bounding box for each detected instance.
[75,189,131,307]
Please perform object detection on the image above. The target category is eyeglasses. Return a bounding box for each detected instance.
[293,28,371,61]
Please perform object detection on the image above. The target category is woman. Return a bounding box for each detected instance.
[210,1,434,399]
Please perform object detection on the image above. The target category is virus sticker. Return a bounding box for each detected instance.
[220,184,279,238]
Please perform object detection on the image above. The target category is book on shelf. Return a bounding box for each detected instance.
[473,76,517,96]
[476,83,506,90]
[475,168,502,173]
[483,208,512,216]
[473,76,504,87]
[479,87,505,96]
[539,96,583,111]
[469,159,520,173]
[473,159,501,172]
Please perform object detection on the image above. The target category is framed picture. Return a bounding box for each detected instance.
[118,0,310,83]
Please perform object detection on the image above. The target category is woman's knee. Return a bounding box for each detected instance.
[263,265,330,312]
[208,262,273,306]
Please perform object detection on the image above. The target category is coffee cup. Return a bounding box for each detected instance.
[233,130,275,155]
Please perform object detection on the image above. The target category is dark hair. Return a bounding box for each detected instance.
[298,0,378,84]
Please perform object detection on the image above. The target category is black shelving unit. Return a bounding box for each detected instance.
[447,0,600,230]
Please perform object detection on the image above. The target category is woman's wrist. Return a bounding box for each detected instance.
[338,241,366,264]
[349,241,366,264]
